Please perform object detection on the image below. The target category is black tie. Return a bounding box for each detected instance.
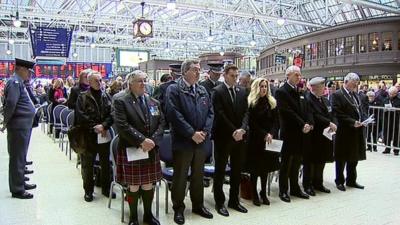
[139,96,148,120]
[229,87,236,103]
[189,85,195,95]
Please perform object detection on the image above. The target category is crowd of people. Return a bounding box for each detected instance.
[2,58,400,225]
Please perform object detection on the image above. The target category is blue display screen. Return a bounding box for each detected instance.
[29,26,73,58]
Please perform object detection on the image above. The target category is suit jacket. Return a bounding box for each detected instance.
[331,87,366,161]
[200,79,221,97]
[3,74,35,129]
[304,92,335,163]
[275,82,313,155]
[212,84,249,141]
[113,90,164,162]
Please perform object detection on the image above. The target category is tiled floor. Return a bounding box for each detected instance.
[1,128,400,225]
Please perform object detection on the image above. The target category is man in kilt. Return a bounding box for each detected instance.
[114,70,164,225]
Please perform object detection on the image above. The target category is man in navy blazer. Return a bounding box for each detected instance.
[166,59,214,225]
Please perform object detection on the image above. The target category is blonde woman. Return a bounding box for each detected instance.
[247,78,279,206]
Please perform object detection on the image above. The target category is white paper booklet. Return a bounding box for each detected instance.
[323,127,336,141]
[97,130,112,144]
[265,139,283,152]
[126,147,149,162]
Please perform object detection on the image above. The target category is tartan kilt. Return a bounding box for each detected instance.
[116,148,162,186]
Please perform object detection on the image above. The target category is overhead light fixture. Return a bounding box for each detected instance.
[13,11,21,28]
[276,8,285,26]
[6,44,12,55]
[207,26,214,42]
[250,31,256,47]
[8,39,15,44]
[219,47,224,56]
[166,0,176,10]
[72,52,78,58]
[90,43,96,48]
[372,39,377,45]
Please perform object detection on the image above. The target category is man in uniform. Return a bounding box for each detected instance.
[199,63,223,96]
[155,63,182,114]
[2,58,37,199]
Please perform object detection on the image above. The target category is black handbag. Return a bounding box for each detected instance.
[68,126,87,154]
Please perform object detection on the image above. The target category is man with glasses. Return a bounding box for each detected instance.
[2,58,37,199]
[166,60,214,225]
[212,64,249,216]
[75,71,114,202]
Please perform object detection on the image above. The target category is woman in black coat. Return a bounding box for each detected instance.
[247,78,279,206]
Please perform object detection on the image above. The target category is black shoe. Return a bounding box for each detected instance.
[227,203,248,213]
[12,191,34,199]
[26,161,33,165]
[346,182,364,189]
[259,191,270,205]
[304,187,315,196]
[382,149,391,154]
[84,193,93,202]
[314,185,331,193]
[24,169,34,175]
[215,205,229,217]
[128,218,139,225]
[174,211,185,225]
[395,152,399,156]
[24,176,30,182]
[336,184,346,191]
[24,183,36,190]
[192,206,213,219]
[203,179,210,188]
[373,148,377,152]
[143,213,161,225]
[252,191,261,206]
[291,191,309,199]
[279,193,291,203]
[366,146,372,152]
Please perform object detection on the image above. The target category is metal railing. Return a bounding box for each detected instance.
[366,106,400,152]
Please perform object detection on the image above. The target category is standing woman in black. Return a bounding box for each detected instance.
[247,78,279,206]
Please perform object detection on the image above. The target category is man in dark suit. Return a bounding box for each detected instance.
[331,72,366,191]
[212,64,249,216]
[303,77,337,196]
[2,58,37,199]
[275,65,313,203]
[166,60,214,225]
[199,63,223,96]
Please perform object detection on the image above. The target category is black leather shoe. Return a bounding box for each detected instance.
[228,203,248,213]
[24,176,30,182]
[143,213,161,225]
[315,186,331,193]
[84,193,93,202]
[24,169,34,175]
[336,184,346,191]
[174,211,185,225]
[382,149,391,154]
[279,193,291,203]
[253,197,261,206]
[291,191,309,199]
[192,206,213,219]
[260,192,270,205]
[12,191,33,199]
[346,183,364,189]
[395,152,399,156]
[304,188,315,196]
[128,218,139,225]
[24,183,36,190]
[26,161,33,165]
[215,205,229,217]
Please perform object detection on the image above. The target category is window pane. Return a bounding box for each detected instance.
[336,38,344,56]
[369,32,379,52]
[328,39,336,57]
[358,34,367,53]
[318,41,326,59]
[344,36,355,55]
[382,32,392,51]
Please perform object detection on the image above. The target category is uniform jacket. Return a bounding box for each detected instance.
[331,87,366,161]
[113,90,164,162]
[165,78,214,150]
[199,79,221,97]
[3,74,35,129]
[275,82,313,156]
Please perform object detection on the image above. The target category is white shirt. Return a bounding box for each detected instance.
[183,78,195,93]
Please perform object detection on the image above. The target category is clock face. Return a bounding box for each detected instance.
[139,22,152,36]
[133,23,139,36]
